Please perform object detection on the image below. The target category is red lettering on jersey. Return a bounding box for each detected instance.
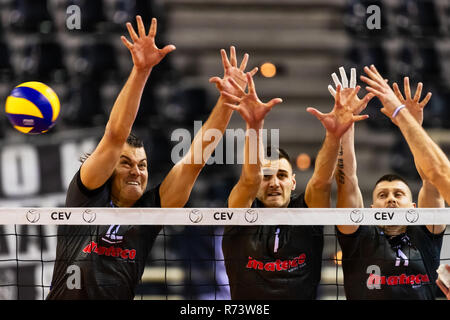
[82,242,93,253]
[105,247,113,256]
[298,254,306,265]
[265,263,276,272]
[399,274,407,285]
[290,259,298,268]
[387,276,399,285]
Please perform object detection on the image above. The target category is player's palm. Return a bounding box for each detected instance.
[221,73,282,127]
[340,87,368,116]
[223,68,248,98]
[130,39,166,69]
[237,94,274,126]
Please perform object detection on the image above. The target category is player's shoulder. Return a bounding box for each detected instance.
[135,184,162,207]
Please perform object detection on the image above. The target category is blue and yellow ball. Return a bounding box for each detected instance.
[5,82,60,134]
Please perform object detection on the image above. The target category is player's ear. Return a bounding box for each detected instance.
[291,173,296,190]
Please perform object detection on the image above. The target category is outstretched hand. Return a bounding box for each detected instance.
[121,16,176,71]
[308,85,371,139]
[392,77,432,126]
[209,46,258,100]
[360,65,405,121]
[220,73,282,128]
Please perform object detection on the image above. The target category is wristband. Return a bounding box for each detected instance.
[392,105,405,118]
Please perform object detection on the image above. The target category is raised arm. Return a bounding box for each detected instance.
[305,84,370,208]
[392,77,444,207]
[361,65,450,205]
[328,68,373,233]
[226,73,282,208]
[81,16,175,190]
[160,47,258,207]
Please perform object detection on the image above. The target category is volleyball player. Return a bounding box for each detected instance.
[47,16,257,299]
[334,67,445,299]
[220,72,371,299]
[361,65,450,205]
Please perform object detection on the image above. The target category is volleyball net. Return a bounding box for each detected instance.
[0,207,449,300]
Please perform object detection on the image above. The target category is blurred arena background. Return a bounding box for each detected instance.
[0,0,449,300]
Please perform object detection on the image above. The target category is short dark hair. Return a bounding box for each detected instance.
[266,146,292,167]
[80,132,144,163]
[375,174,410,189]
[126,132,144,148]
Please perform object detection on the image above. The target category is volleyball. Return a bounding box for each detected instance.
[5,81,60,134]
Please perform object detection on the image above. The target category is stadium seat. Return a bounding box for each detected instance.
[0,41,13,81]
[64,80,105,127]
[112,0,159,26]
[395,41,443,86]
[389,134,420,180]
[395,0,442,37]
[76,40,118,80]
[414,84,448,129]
[9,0,54,33]
[162,86,210,126]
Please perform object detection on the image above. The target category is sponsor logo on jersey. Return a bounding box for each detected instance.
[246,254,306,272]
[82,241,136,260]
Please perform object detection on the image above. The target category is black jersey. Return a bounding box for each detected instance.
[46,170,161,300]
[337,226,443,300]
[222,194,324,300]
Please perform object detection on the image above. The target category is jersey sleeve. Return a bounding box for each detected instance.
[134,184,162,208]
[65,169,111,207]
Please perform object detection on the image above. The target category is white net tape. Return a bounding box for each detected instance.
[0,207,448,225]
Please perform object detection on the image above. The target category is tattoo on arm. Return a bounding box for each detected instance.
[337,145,345,185]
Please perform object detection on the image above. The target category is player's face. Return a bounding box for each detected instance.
[371,180,415,209]
[111,144,148,206]
[256,158,296,208]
